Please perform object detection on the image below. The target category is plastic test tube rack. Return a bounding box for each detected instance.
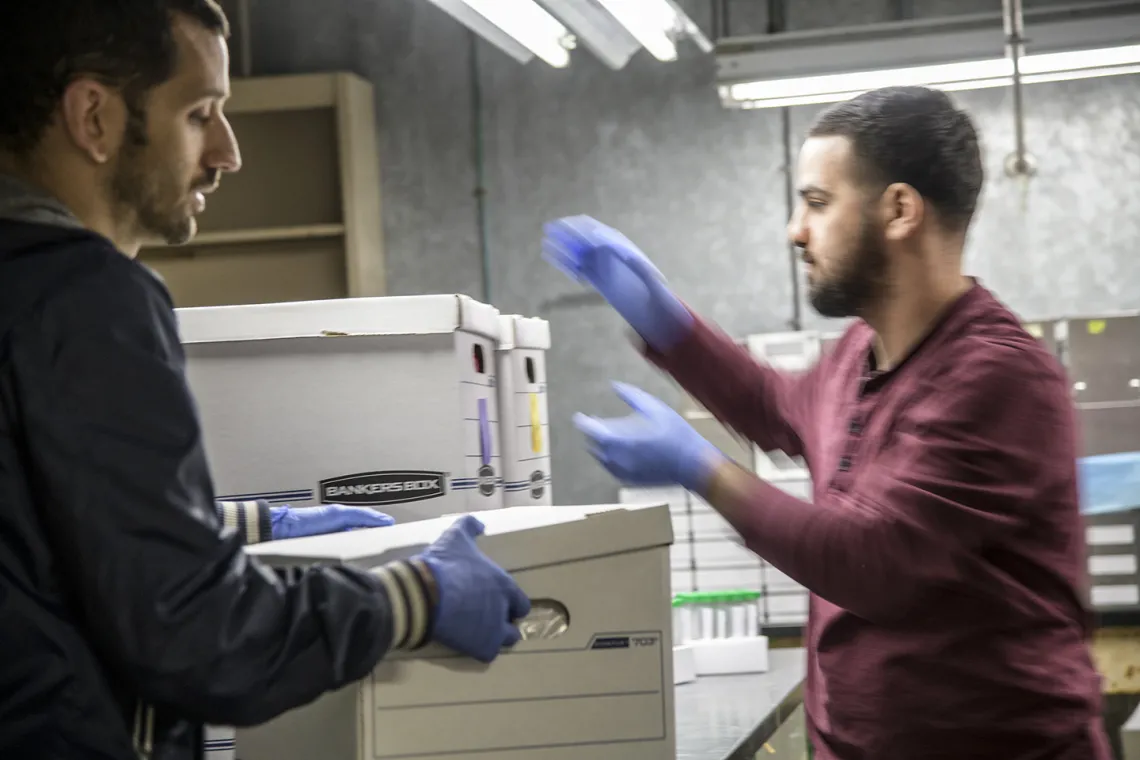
[672,591,769,679]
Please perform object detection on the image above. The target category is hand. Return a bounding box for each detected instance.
[416,515,531,664]
[270,505,395,540]
[542,215,693,351]
[574,382,725,494]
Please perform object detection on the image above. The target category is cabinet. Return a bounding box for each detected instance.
[139,72,384,306]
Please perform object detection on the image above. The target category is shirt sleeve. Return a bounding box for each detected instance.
[8,253,434,727]
[215,500,273,544]
[642,312,822,460]
[717,347,1076,625]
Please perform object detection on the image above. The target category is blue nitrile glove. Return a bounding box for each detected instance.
[574,382,725,494]
[542,215,693,352]
[1079,451,1140,514]
[269,505,395,540]
[417,515,531,664]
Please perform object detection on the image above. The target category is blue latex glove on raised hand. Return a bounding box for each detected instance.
[269,505,395,540]
[542,215,693,352]
[574,382,725,495]
[417,515,531,664]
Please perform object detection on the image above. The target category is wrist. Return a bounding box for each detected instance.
[374,559,435,651]
[679,442,727,496]
[648,299,694,353]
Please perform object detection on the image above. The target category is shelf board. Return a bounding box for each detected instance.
[143,223,346,250]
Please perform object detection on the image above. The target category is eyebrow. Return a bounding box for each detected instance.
[190,86,229,102]
[798,185,832,199]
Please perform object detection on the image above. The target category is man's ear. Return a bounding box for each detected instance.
[58,78,128,164]
[880,182,924,242]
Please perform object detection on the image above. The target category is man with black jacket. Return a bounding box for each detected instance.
[0,2,531,758]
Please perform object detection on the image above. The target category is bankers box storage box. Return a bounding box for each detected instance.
[237,503,677,760]
[496,314,553,506]
[176,295,505,523]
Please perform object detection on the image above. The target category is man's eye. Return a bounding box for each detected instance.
[807,200,827,209]
[189,111,210,125]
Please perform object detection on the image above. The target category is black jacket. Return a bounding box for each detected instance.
[0,220,434,759]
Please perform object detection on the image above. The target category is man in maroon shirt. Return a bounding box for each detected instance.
[542,86,1111,760]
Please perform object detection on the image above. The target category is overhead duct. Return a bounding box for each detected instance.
[715,1,1140,109]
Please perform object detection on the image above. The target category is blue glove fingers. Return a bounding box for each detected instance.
[611,381,662,417]
[607,238,666,286]
[452,514,486,541]
[541,240,584,282]
[333,506,396,530]
[501,623,522,650]
[573,412,617,445]
[546,216,665,284]
[506,578,532,621]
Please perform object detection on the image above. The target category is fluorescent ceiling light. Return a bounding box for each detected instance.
[534,0,641,70]
[593,0,680,62]
[421,0,574,68]
[715,1,1140,109]
[723,43,1140,108]
[538,0,713,69]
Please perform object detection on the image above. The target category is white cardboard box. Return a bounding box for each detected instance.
[496,315,553,506]
[175,295,506,523]
[620,487,693,596]
[236,504,677,760]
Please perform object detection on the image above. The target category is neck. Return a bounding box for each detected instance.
[0,153,140,257]
[864,245,971,371]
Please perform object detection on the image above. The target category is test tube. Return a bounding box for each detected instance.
[730,592,748,638]
[746,591,761,637]
[714,592,730,638]
[698,592,715,640]
[672,594,692,645]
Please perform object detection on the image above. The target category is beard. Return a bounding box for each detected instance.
[807,212,889,319]
[109,114,198,246]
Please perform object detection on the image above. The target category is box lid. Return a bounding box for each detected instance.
[246,503,672,572]
[497,314,552,351]
[176,295,500,344]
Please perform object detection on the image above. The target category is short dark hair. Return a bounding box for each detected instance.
[0,1,229,155]
[809,86,984,230]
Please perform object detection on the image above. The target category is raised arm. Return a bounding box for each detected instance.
[642,314,820,459]
[542,215,818,459]
[578,345,1077,625]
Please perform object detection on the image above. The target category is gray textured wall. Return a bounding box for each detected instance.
[238,0,1140,505]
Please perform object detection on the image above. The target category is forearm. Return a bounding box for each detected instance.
[703,460,947,624]
[140,554,437,727]
[642,314,810,457]
[215,500,273,544]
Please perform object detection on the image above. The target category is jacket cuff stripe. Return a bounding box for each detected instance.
[373,566,409,649]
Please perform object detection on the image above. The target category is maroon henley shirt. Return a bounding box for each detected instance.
[648,283,1111,760]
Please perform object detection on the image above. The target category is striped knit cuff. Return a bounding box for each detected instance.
[215,500,273,544]
[372,559,439,651]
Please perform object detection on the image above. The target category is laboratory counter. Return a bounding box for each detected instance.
[676,648,808,760]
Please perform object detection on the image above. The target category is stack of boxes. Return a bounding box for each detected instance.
[175,295,554,525]
[177,295,557,760]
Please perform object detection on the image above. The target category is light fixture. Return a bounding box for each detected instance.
[593,0,681,61]
[532,0,641,70]
[421,0,575,68]
[537,0,713,69]
[716,1,1140,109]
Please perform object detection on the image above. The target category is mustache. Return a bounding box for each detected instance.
[193,169,221,193]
